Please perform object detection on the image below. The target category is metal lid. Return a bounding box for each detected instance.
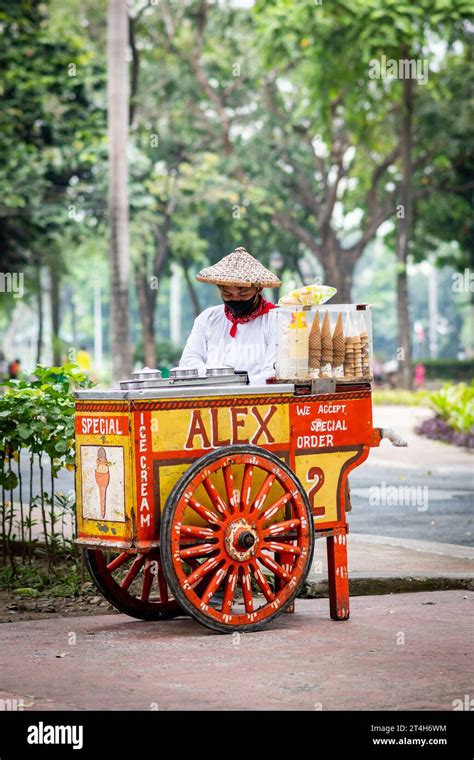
[169,367,199,380]
[132,367,163,381]
[138,378,170,388]
[206,366,235,377]
[119,380,143,390]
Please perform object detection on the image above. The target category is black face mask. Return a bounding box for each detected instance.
[224,294,260,317]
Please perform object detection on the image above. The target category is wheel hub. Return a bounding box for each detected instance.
[225,518,259,561]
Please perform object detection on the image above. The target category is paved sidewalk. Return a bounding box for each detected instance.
[371,405,474,472]
[0,591,472,711]
[304,533,474,596]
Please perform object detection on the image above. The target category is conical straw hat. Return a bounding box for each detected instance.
[196,247,282,288]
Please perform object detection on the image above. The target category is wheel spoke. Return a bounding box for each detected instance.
[120,554,146,590]
[249,560,275,602]
[241,564,254,612]
[221,565,238,614]
[263,518,300,537]
[258,552,291,582]
[188,496,221,525]
[180,525,216,540]
[258,491,293,524]
[249,473,275,513]
[179,542,217,560]
[186,556,220,588]
[265,541,301,556]
[168,449,314,630]
[106,551,130,573]
[203,476,229,516]
[157,562,169,602]
[141,559,154,601]
[223,465,238,513]
[240,464,255,511]
[202,566,228,605]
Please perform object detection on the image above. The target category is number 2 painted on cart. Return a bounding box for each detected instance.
[307,466,325,517]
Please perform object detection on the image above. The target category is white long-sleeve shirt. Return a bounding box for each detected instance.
[179,305,277,385]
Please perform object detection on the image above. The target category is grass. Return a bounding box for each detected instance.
[0,556,85,598]
[372,389,429,406]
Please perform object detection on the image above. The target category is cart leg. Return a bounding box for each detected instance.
[327,532,350,621]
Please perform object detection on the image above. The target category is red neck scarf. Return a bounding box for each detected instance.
[224,296,277,338]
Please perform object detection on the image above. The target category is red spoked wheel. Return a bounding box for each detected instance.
[161,445,314,633]
[84,548,182,621]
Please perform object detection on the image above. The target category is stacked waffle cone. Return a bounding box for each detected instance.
[320,311,333,377]
[358,315,371,378]
[352,333,363,377]
[344,335,355,378]
[343,314,356,379]
[308,311,321,372]
[303,309,373,381]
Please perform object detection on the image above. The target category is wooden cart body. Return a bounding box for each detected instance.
[74,381,384,629]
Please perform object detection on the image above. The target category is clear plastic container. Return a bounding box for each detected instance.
[275,304,373,383]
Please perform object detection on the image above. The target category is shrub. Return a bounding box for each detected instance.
[415,382,474,448]
[422,359,474,383]
[0,364,93,571]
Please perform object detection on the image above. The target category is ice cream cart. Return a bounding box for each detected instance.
[73,302,406,633]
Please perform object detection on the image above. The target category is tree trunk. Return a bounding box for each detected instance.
[135,261,156,368]
[319,245,357,304]
[36,260,43,365]
[107,0,132,382]
[396,60,414,390]
[182,264,201,318]
[50,263,61,365]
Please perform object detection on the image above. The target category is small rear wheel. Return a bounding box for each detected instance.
[161,445,314,633]
[85,547,182,621]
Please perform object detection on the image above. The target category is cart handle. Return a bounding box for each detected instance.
[379,428,408,447]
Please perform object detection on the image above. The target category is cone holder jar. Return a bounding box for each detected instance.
[276,304,374,383]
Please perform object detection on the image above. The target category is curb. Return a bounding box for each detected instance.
[301,576,474,598]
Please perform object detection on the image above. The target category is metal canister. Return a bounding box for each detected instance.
[169,367,199,380]
[206,366,235,377]
[132,367,163,382]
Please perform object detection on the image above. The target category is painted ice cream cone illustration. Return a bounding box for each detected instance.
[95,447,110,519]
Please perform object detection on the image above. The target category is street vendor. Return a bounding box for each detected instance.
[179,246,281,385]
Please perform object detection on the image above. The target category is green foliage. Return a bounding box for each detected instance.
[422,359,474,382]
[372,389,429,406]
[132,339,183,369]
[0,363,93,573]
[0,558,84,597]
[427,382,474,433]
[0,0,472,378]
[0,0,106,323]
[0,363,93,476]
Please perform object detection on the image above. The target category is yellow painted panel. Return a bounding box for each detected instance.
[294,449,359,524]
[151,402,290,453]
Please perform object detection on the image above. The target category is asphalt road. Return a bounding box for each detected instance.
[9,405,474,546]
[349,405,474,547]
